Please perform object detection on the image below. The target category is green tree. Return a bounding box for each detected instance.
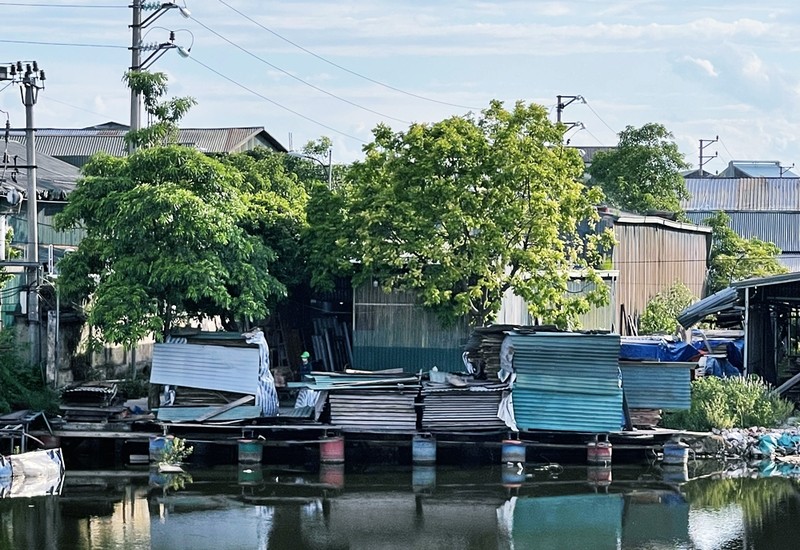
[308,100,614,327]
[588,123,690,216]
[639,282,697,335]
[55,147,285,345]
[704,211,787,293]
[53,72,287,346]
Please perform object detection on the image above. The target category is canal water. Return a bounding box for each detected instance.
[2,460,800,549]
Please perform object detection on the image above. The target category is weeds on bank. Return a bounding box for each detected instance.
[662,375,795,431]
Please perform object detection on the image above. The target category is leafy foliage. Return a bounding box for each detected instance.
[160,435,193,465]
[0,330,58,413]
[55,146,286,345]
[307,100,614,327]
[123,71,196,149]
[639,282,697,335]
[662,375,795,431]
[683,477,796,527]
[588,123,690,216]
[704,211,787,294]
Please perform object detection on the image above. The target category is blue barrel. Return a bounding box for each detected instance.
[501,439,526,464]
[663,441,689,465]
[662,464,689,483]
[412,435,437,465]
[238,439,263,464]
[501,464,526,487]
[149,436,171,463]
[412,465,436,492]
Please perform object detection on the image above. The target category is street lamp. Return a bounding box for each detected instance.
[288,150,333,189]
[138,28,194,70]
[129,1,192,137]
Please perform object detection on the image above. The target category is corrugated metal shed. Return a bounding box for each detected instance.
[353,282,469,373]
[685,211,800,253]
[420,382,507,432]
[510,332,623,433]
[683,177,800,211]
[156,405,262,422]
[150,343,259,395]
[610,216,710,325]
[619,362,692,410]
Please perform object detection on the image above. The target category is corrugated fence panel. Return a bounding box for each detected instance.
[683,178,800,211]
[619,362,692,410]
[150,343,259,395]
[511,332,623,433]
[329,390,419,432]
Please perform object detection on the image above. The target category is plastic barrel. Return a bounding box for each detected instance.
[501,464,525,488]
[238,439,263,464]
[238,466,264,486]
[587,441,612,466]
[662,464,689,483]
[149,436,171,463]
[587,465,613,487]
[319,463,345,489]
[412,435,437,465]
[412,465,436,492]
[663,441,689,465]
[320,436,345,464]
[501,439,526,464]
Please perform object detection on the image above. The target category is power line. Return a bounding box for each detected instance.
[583,126,604,146]
[0,1,124,6]
[0,38,125,49]
[215,0,481,111]
[45,96,111,119]
[190,16,410,125]
[583,100,617,135]
[719,138,736,162]
[188,56,367,144]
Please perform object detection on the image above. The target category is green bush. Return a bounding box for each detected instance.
[662,375,795,431]
[640,282,697,335]
[0,330,59,414]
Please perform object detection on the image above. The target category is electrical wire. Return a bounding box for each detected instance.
[188,56,367,144]
[190,16,410,124]
[215,0,481,111]
[0,2,123,6]
[0,39,126,49]
[45,97,111,119]
[719,138,736,162]
[583,100,617,135]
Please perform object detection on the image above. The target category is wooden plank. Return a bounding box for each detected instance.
[194,395,255,422]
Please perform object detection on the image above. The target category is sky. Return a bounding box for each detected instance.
[0,0,799,170]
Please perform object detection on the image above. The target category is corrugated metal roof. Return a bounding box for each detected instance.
[685,211,800,253]
[619,362,692,410]
[719,161,798,179]
[676,287,740,328]
[9,127,287,164]
[150,343,259,395]
[683,178,800,211]
[2,140,79,199]
[156,405,262,422]
[510,332,624,433]
[329,389,419,432]
[420,382,507,432]
[731,270,800,289]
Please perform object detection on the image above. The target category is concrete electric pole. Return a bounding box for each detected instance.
[0,61,45,365]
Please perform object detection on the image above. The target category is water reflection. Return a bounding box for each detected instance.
[2,461,800,549]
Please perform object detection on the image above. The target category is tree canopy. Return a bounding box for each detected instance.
[704,211,787,294]
[53,71,305,346]
[307,100,613,327]
[588,123,690,216]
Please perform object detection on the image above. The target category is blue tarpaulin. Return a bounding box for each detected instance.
[619,340,701,362]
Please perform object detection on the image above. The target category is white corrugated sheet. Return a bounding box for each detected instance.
[150,343,259,395]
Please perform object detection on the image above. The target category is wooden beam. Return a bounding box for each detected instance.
[194,395,255,422]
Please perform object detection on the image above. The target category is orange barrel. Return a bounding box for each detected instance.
[320,436,345,464]
[587,465,613,487]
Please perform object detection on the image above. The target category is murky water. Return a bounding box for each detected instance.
[2,460,800,549]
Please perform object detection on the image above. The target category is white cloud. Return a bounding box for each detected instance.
[741,52,769,82]
[683,56,719,77]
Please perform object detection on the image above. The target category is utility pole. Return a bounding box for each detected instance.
[699,136,718,176]
[0,61,45,366]
[130,0,142,138]
[555,95,585,141]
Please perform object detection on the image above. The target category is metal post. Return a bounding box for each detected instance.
[326,148,333,189]
[743,287,750,376]
[0,215,6,261]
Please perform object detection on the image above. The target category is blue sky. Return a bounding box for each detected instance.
[1,0,798,169]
